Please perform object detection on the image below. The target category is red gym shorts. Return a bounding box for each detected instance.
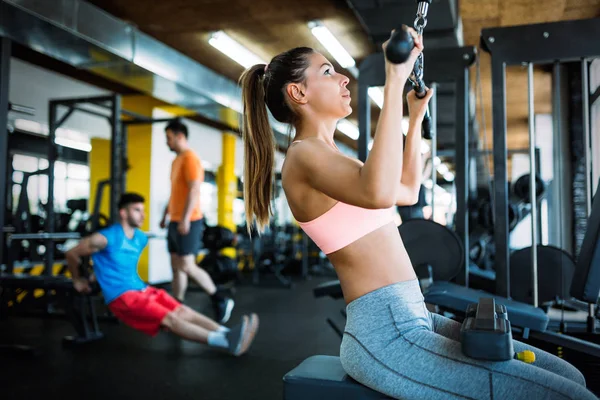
[108,287,182,336]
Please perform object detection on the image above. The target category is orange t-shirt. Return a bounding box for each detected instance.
[168,150,204,222]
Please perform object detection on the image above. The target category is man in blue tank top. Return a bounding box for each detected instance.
[65,193,258,356]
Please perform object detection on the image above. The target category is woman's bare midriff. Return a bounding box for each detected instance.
[327,222,417,304]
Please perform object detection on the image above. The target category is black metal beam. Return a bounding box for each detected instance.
[357,82,370,162]
[70,105,111,121]
[0,37,11,267]
[120,108,152,122]
[481,18,600,65]
[122,117,174,126]
[54,106,76,129]
[51,96,115,108]
[121,121,128,195]
[591,86,600,107]
[491,59,510,298]
[454,67,469,286]
[46,100,58,275]
[9,130,88,164]
[109,95,122,223]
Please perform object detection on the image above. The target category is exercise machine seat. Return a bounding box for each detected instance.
[283,355,392,400]
[424,281,548,332]
[570,180,600,303]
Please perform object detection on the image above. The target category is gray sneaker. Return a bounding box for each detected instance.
[237,313,259,356]
[225,315,249,356]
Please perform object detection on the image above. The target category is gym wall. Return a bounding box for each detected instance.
[8,57,111,141]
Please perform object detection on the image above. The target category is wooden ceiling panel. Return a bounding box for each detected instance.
[460,0,500,20]
[86,0,600,153]
[498,0,567,26]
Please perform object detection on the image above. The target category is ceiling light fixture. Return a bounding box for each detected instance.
[336,119,360,140]
[208,31,266,69]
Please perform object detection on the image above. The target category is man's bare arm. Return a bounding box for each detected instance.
[65,233,108,280]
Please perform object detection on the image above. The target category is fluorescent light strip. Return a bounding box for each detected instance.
[367,87,384,109]
[309,21,355,69]
[336,119,359,140]
[208,31,266,69]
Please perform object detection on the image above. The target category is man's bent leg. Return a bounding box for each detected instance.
[161,311,210,343]
[177,305,220,331]
[180,254,217,295]
[170,253,188,301]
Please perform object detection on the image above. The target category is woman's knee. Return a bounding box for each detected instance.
[562,362,587,387]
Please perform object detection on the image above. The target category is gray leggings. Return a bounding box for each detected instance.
[340,279,598,400]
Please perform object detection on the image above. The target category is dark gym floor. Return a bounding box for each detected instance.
[0,276,343,400]
[3,277,600,400]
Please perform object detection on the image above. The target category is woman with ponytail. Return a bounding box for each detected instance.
[238,29,595,400]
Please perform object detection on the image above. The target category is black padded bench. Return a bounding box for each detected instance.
[315,278,549,332]
[283,355,392,399]
[424,281,549,332]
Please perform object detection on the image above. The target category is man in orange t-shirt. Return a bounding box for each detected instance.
[160,120,234,324]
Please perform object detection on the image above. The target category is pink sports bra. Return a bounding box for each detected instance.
[289,140,395,255]
[297,201,395,254]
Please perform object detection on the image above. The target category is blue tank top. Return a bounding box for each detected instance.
[91,224,148,304]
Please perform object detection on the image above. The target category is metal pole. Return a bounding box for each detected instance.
[46,101,57,275]
[109,95,122,223]
[454,69,469,286]
[430,82,437,221]
[582,59,592,216]
[492,59,510,299]
[581,59,596,328]
[0,37,10,268]
[121,121,128,195]
[527,63,539,307]
[358,84,370,162]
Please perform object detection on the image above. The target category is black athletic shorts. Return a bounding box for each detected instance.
[167,219,205,256]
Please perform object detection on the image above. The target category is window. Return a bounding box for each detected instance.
[12,171,23,184]
[11,153,90,216]
[68,163,90,180]
[12,154,39,173]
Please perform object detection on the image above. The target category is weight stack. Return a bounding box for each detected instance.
[567,63,588,258]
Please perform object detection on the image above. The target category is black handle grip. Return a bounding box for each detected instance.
[421,110,433,140]
[384,26,414,64]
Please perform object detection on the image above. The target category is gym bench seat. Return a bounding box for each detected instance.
[314,279,549,332]
[424,281,549,332]
[283,355,392,399]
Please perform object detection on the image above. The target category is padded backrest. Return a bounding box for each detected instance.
[570,180,600,303]
[398,219,464,282]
